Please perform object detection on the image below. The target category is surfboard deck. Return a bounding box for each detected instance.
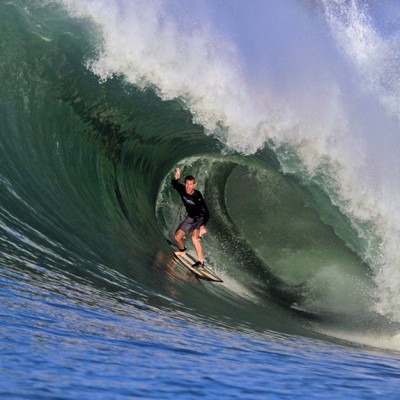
[168,240,223,282]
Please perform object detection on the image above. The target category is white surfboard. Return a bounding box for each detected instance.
[168,241,223,282]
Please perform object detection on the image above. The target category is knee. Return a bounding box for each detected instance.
[175,231,184,241]
[191,234,199,244]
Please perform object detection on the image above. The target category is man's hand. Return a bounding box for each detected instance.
[175,167,181,180]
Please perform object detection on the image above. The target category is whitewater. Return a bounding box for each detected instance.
[2,0,400,398]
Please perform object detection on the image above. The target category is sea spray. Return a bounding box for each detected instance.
[320,0,400,320]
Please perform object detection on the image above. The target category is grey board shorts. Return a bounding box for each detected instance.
[176,216,205,237]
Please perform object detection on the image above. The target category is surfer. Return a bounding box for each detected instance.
[171,167,210,268]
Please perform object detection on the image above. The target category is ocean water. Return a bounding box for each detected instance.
[2,0,400,398]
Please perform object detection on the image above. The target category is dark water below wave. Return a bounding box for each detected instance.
[2,1,400,398]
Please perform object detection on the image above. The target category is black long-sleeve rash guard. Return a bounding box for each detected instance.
[171,179,210,226]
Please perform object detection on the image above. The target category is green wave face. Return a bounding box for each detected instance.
[0,1,382,335]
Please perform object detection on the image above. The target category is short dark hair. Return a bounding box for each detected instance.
[184,175,196,183]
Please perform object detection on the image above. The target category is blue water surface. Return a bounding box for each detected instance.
[1,266,399,400]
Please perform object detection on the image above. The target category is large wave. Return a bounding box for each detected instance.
[55,0,400,320]
[2,0,400,348]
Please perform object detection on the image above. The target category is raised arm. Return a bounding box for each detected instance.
[171,167,184,192]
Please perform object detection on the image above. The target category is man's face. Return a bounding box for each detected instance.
[185,179,196,195]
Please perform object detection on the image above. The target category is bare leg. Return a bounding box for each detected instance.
[191,229,204,262]
[174,229,186,255]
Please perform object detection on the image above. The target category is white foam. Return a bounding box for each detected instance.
[319,328,400,353]
[319,0,400,321]
[57,0,271,154]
